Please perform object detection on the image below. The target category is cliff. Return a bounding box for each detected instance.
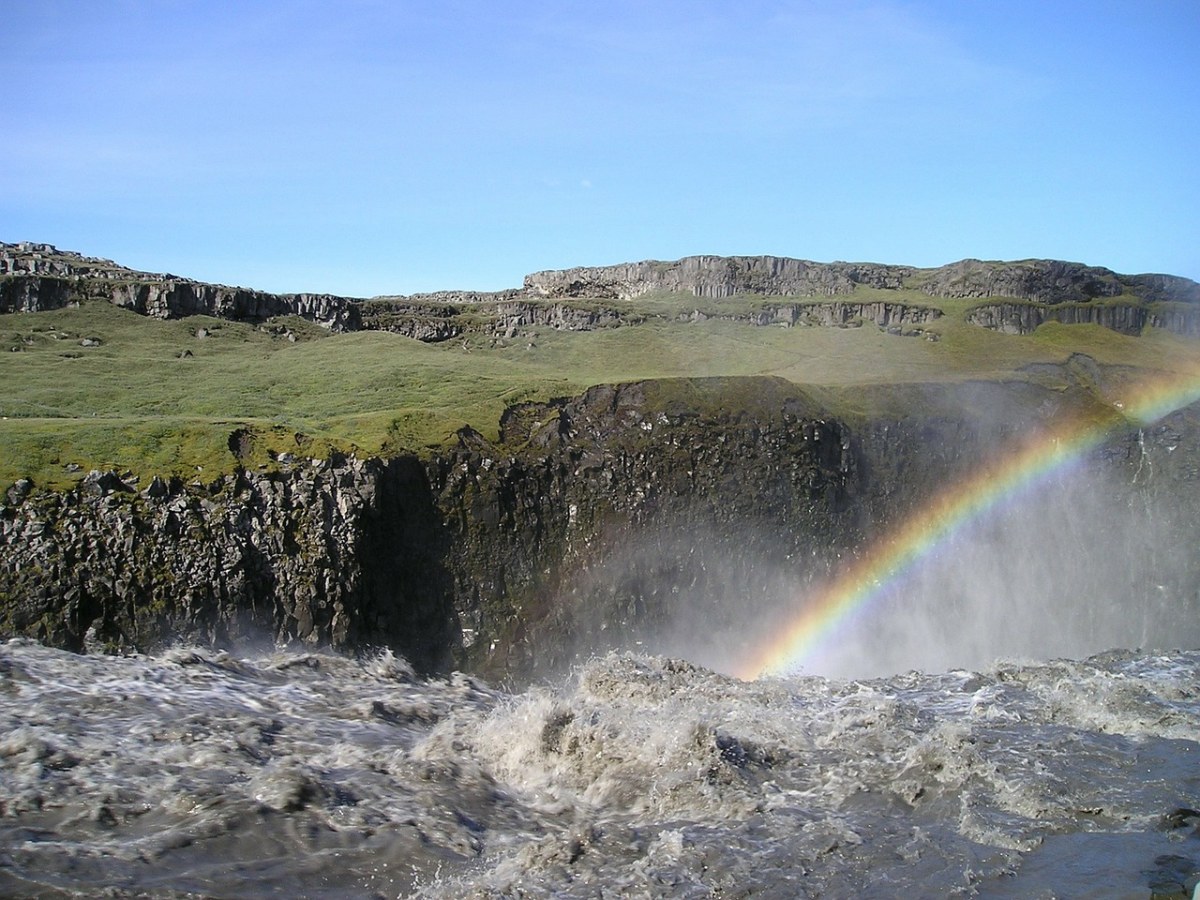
[6,242,1199,340]
[966,301,1200,336]
[0,456,456,671]
[0,242,361,332]
[4,375,1196,681]
[917,258,1200,304]
[525,254,1200,306]
[524,256,916,299]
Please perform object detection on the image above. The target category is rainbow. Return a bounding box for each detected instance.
[735,368,1200,681]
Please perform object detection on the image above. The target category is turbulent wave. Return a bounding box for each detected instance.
[1,639,1198,898]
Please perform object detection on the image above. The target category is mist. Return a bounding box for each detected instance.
[797,459,1200,679]
[547,421,1200,683]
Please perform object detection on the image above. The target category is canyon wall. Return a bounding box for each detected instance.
[4,376,1196,681]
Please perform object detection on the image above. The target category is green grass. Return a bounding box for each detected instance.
[1,296,1197,489]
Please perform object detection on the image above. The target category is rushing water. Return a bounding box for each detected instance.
[1,639,1198,898]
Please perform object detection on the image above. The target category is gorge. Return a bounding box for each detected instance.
[2,242,1199,682]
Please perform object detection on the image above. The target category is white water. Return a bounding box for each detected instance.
[2,639,1198,898]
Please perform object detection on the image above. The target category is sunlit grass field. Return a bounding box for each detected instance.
[2,293,1197,488]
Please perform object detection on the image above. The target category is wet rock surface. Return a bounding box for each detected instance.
[0,456,456,672]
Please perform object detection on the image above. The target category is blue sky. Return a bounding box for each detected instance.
[3,1,1197,296]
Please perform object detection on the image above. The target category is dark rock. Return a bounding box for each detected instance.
[1143,852,1198,899]
[966,302,1149,335]
[5,478,33,506]
[80,471,133,497]
[228,428,255,461]
[143,476,170,499]
[1161,808,1200,832]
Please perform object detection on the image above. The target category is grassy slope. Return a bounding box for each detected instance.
[1,290,1198,489]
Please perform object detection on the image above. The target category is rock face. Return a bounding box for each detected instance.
[920,259,1123,303]
[966,301,1200,336]
[524,255,1200,307]
[1148,304,1200,337]
[525,256,917,300]
[0,276,74,314]
[105,281,361,331]
[360,297,645,342]
[966,302,1148,335]
[920,258,1200,305]
[521,255,1200,337]
[0,242,360,331]
[5,242,1199,338]
[0,456,456,671]
[424,380,857,676]
[3,376,1197,681]
[683,300,941,332]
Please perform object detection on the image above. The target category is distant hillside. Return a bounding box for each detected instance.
[3,242,1199,338]
[0,241,360,331]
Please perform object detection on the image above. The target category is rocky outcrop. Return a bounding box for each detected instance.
[0,273,361,331]
[966,302,1148,335]
[1148,304,1200,337]
[0,457,456,671]
[966,300,1200,336]
[1126,274,1200,305]
[488,301,644,335]
[359,300,464,342]
[424,380,858,676]
[521,255,1200,337]
[919,259,1128,303]
[0,242,151,280]
[525,256,917,300]
[524,255,1200,309]
[0,242,361,331]
[360,298,645,342]
[686,300,941,331]
[103,281,361,331]
[0,276,74,314]
[920,259,1200,307]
